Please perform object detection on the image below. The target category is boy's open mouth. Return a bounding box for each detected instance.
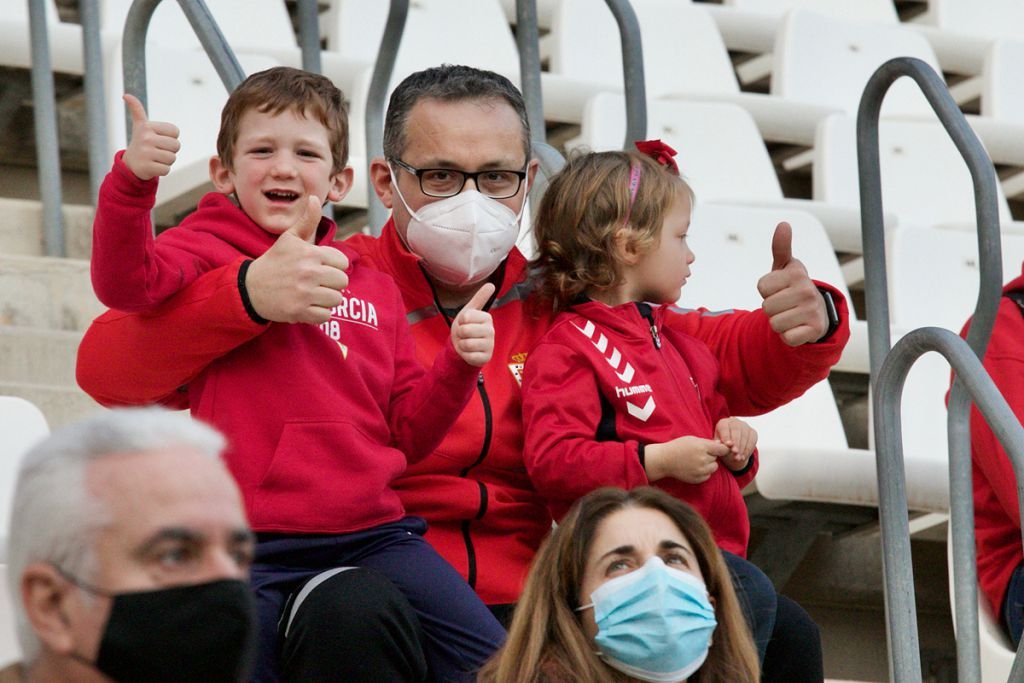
[264,190,300,203]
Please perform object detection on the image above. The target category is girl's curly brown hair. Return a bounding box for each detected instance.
[532,150,694,311]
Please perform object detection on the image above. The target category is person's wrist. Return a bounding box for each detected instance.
[814,287,840,343]
[238,260,270,325]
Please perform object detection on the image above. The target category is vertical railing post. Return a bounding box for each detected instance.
[603,0,646,148]
[296,0,322,75]
[365,0,409,233]
[79,0,107,205]
[858,57,1007,683]
[515,0,545,146]
[28,0,65,256]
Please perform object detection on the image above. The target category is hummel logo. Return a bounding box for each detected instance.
[572,321,635,383]
[626,396,656,422]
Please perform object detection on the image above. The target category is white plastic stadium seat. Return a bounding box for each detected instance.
[0,0,83,74]
[910,0,1024,76]
[677,204,907,508]
[706,0,899,84]
[711,0,898,52]
[947,525,1016,682]
[571,93,898,255]
[813,115,1024,238]
[0,397,50,666]
[982,40,1024,126]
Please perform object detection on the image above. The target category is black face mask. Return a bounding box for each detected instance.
[62,572,257,683]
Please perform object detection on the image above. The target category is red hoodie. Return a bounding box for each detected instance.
[80,154,479,534]
[77,216,851,604]
[522,300,757,556]
[958,265,1024,617]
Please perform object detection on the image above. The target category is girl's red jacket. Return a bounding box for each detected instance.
[522,300,758,556]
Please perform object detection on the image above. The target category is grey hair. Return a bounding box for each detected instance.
[382,64,531,164]
[7,408,225,662]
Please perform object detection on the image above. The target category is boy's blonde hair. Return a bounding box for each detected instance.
[533,150,694,311]
[216,66,349,174]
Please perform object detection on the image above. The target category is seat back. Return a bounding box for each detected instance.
[920,0,1024,40]
[549,0,738,98]
[322,0,519,83]
[101,0,298,51]
[0,398,47,666]
[724,0,898,23]
[773,9,940,118]
[813,114,1013,229]
[982,39,1024,125]
[576,94,784,203]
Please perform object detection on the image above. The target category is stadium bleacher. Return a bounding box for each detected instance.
[7,0,1024,679]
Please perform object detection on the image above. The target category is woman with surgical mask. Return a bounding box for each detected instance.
[477,487,759,683]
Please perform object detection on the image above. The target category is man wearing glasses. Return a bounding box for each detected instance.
[77,65,848,680]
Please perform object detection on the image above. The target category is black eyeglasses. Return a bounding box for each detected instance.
[390,158,527,200]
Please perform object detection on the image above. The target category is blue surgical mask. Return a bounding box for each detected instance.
[577,556,717,682]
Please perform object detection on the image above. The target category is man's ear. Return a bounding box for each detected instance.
[209,156,235,195]
[327,166,354,204]
[369,157,395,209]
[21,564,77,655]
[526,158,540,190]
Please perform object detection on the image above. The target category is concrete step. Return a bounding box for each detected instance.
[0,327,81,386]
[0,255,103,331]
[0,198,93,259]
[0,381,104,429]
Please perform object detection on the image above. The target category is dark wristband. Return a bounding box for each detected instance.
[238,260,270,325]
[731,452,756,477]
[814,287,840,343]
[638,443,646,471]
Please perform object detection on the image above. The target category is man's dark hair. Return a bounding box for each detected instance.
[383,65,531,164]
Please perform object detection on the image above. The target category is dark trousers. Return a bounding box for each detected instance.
[249,516,505,682]
[1003,561,1024,647]
[723,552,824,682]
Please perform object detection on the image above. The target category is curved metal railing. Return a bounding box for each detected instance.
[859,56,1024,682]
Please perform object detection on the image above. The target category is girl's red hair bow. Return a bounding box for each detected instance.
[634,139,680,175]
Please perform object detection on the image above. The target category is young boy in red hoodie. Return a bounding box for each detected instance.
[88,66,504,681]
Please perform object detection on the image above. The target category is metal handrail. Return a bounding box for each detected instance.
[27,0,64,256]
[874,329,1024,683]
[603,0,646,148]
[858,57,1020,682]
[516,0,545,148]
[295,0,321,75]
[79,0,107,205]
[121,0,244,129]
[364,0,409,231]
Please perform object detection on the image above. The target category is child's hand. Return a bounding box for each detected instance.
[451,283,495,367]
[644,436,730,485]
[122,93,180,181]
[714,417,757,471]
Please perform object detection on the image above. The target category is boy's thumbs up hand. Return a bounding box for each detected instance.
[245,195,349,325]
[121,93,181,181]
[756,222,829,346]
[451,282,496,367]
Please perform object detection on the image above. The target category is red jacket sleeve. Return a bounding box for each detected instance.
[522,339,650,510]
[387,285,479,463]
[91,151,205,311]
[964,300,1024,528]
[703,382,760,490]
[76,259,267,408]
[664,282,850,416]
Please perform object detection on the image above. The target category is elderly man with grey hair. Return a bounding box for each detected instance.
[0,408,257,683]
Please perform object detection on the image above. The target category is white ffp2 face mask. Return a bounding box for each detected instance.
[390,168,528,287]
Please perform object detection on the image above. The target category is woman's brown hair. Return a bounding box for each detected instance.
[531,151,694,312]
[477,487,759,683]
